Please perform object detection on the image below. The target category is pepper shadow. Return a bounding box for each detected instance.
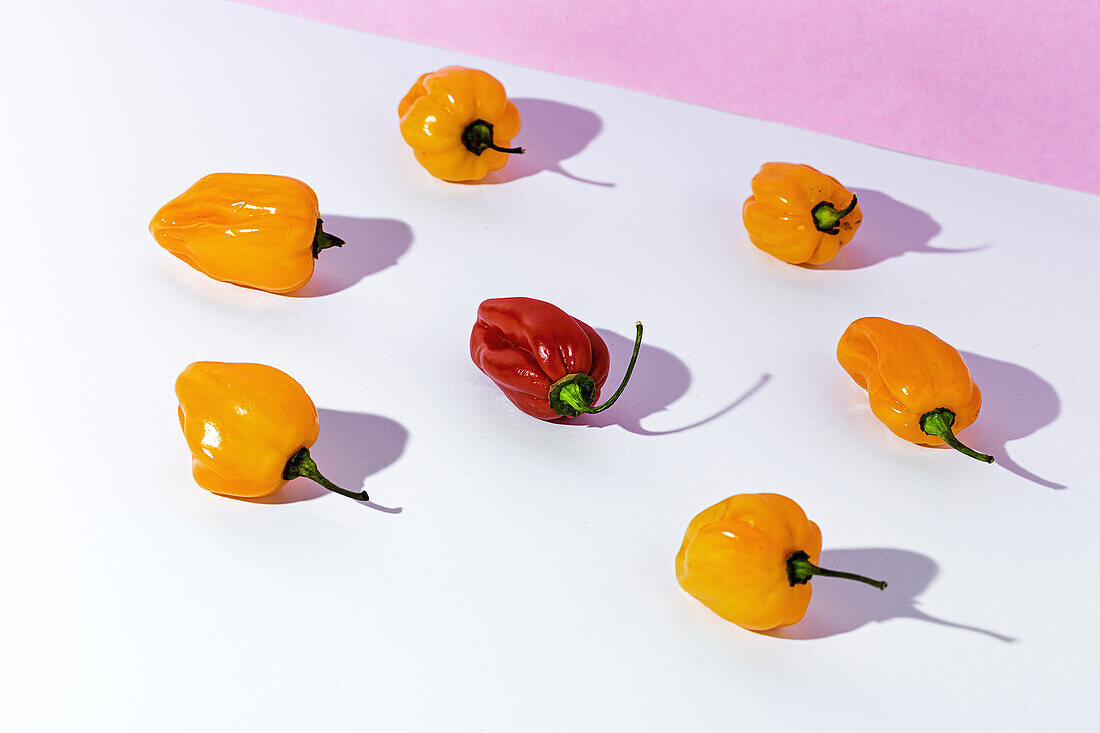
[955,351,1065,490]
[813,189,985,270]
[289,215,412,297]
[767,548,1015,642]
[479,98,613,187]
[563,327,769,435]
[249,409,407,512]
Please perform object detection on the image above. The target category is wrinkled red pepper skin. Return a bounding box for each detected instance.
[471,297,610,420]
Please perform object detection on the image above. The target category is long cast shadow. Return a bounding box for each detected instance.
[562,327,768,434]
[768,548,1015,642]
[250,408,407,511]
[956,351,1064,489]
[290,215,412,297]
[814,189,985,270]
[479,98,613,187]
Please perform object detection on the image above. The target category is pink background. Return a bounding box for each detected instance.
[240,0,1099,195]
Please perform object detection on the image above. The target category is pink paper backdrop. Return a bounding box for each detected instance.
[240,0,1100,195]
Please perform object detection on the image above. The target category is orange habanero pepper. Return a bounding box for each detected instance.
[676,493,886,631]
[175,362,369,501]
[837,316,994,463]
[398,66,524,182]
[742,162,862,265]
[150,173,345,294]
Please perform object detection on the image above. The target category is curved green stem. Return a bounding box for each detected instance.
[283,447,369,501]
[312,218,346,259]
[811,194,858,234]
[786,550,887,590]
[551,322,643,416]
[462,118,525,156]
[585,321,644,413]
[920,407,994,463]
[488,142,525,154]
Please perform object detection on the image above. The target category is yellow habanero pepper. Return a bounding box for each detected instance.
[150,173,345,294]
[175,362,368,501]
[398,66,524,182]
[837,316,993,463]
[676,493,886,631]
[742,162,862,265]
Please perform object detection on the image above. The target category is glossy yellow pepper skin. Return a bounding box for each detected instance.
[676,493,886,631]
[398,66,524,181]
[742,162,862,265]
[150,173,344,294]
[837,316,993,463]
[175,362,367,501]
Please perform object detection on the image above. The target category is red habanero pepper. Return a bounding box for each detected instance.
[470,297,643,420]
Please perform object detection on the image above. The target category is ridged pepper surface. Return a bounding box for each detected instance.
[150,173,344,293]
[399,66,523,181]
[742,162,862,265]
[676,493,886,631]
[837,316,993,463]
[175,362,368,501]
[470,297,642,420]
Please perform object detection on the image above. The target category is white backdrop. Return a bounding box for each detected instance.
[2,1,1097,730]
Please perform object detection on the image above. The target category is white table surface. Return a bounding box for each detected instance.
[3,1,1098,730]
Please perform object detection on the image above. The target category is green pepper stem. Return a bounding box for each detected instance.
[786,550,887,590]
[554,381,592,416]
[462,118,525,157]
[811,194,858,234]
[920,407,994,463]
[282,447,369,501]
[488,142,526,154]
[312,218,346,258]
[557,322,643,415]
